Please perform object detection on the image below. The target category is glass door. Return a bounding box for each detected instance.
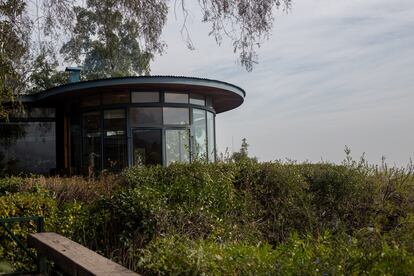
[133,129,162,166]
[165,128,190,165]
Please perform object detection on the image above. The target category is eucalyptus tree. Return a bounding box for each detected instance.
[0,0,30,119]
[62,0,292,77]
[61,0,168,79]
[0,0,292,118]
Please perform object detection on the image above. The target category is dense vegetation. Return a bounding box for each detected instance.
[1,157,414,274]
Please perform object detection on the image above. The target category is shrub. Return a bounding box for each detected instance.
[122,163,257,241]
[0,193,58,271]
[20,175,122,205]
[78,162,260,260]
[233,160,315,244]
[137,232,414,275]
[1,160,414,274]
[0,176,23,196]
[74,188,158,256]
[273,231,414,275]
[300,163,374,232]
[137,236,277,275]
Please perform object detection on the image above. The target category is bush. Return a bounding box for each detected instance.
[0,176,23,196]
[137,236,277,275]
[235,161,315,244]
[77,162,260,259]
[274,231,414,275]
[0,160,414,274]
[122,162,257,242]
[300,164,374,232]
[137,232,414,275]
[0,193,57,271]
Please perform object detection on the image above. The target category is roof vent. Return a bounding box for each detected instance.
[65,67,82,83]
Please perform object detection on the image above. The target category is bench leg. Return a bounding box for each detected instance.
[38,254,47,275]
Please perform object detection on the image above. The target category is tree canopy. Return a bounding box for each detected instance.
[0,0,292,119]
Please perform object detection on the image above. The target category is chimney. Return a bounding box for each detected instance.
[65,67,82,83]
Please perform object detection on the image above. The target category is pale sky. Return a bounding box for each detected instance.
[151,0,414,166]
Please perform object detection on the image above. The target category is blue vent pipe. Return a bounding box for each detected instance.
[65,67,82,83]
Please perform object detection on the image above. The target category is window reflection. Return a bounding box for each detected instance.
[130,107,162,126]
[10,108,56,119]
[132,92,159,103]
[104,109,126,136]
[133,130,162,165]
[207,112,215,162]
[163,107,189,125]
[206,96,213,108]
[165,93,188,103]
[166,129,190,165]
[104,137,127,171]
[102,91,129,105]
[82,111,101,176]
[81,94,100,107]
[190,94,205,106]
[192,109,207,160]
[103,109,127,171]
[0,122,56,173]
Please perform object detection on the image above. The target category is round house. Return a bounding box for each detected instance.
[0,74,245,174]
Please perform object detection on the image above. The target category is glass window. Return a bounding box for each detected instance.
[190,94,205,106]
[83,111,101,133]
[132,92,159,103]
[133,129,162,166]
[206,96,213,108]
[165,92,188,103]
[70,112,82,173]
[207,112,215,162]
[29,108,56,118]
[163,107,189,125]
[103,109,127,171]
[166,129,190,165]
[130,107,162,126]
[104,109,126,136]
[10,108,56,119]
[81,94,100,107]
[102,91,130,105]
[0,122,56,174]
[192,109,207,160]
[104,136,127,171]
[82,112,102,174]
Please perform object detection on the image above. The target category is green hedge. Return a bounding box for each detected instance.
[1,160,414,274]
[137,232,414,275]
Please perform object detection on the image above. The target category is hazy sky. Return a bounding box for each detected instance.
[151,0,414,166]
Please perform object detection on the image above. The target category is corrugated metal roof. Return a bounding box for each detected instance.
[22,75,245,113]
[31,75,246,97]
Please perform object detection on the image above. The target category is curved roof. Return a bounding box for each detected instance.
[26,76,246,113]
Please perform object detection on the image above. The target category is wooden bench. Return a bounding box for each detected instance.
[28,232,139,276]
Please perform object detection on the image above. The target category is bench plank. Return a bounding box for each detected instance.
[28,232,139,276]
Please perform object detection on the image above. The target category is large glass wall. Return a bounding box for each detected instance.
[78,91,216,171]
[0,90,219,175]
[0,108,56,174]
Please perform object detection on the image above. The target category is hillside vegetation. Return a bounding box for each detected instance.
[1,158,414,274]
